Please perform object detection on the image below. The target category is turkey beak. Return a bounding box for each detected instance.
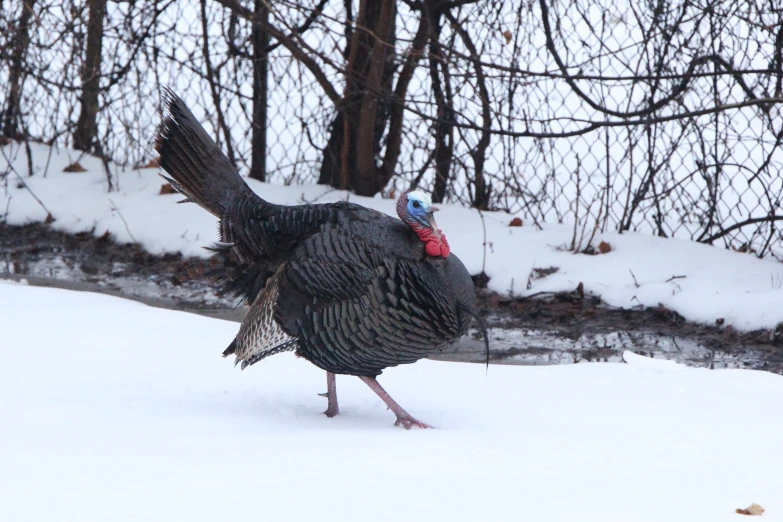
[427,209,440,230]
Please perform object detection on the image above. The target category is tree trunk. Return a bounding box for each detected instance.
[249,0,269,181]
[444,9,491,209]
[73,0,107,152]
[318,0,396,195]
[1,0,36,140]
[428,9,453,203]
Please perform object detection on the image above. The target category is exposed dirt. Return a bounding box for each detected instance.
[0,222,240,317]
[2,222,782,373]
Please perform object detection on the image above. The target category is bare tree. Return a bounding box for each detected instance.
[250,0,270,181]
[73,0,107,152]
[428,4,455,203]
[1,0,36,140]
[4,0,783,255]
[316,0,401,195]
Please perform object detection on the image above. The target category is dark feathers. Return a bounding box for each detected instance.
[155,91,479,376]
[155,89,257,217]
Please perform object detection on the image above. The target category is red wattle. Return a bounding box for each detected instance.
[440,232,450,257]
[425,240,442,257]
[414,226,450,258]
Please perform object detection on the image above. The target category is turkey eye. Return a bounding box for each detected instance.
[412,201,420,209]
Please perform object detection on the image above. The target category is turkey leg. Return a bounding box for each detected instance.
[359,376,433,429]
[322,371,340,417]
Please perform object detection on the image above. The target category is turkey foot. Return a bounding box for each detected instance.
[393,415,433,430]
[359,376,433,429]
[322,371,340,418]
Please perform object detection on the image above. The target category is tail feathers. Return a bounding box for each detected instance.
[235,339,297,370]
[155,88,259,217]
[223,338,238,357]
[203,241,273,304]
[223,267,299,369]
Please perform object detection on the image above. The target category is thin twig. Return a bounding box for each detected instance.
[24,139,33,177]
[478,208,488,275]
[584,196,605,252]
[2,195,11,225]
[108,198,138,244]
[570,155,581,251]
[1,146,53,219]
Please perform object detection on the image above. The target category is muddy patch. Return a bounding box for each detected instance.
[2,223,781,373]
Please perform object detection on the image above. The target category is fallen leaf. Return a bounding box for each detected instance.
[598,241,612,254]
[138,156,160,169]
[532,266,559,279]
[509,217,523,227]
[502,29,513,44]
[159,183,176,195]
[63,161,87,173]
[736,503,765,516]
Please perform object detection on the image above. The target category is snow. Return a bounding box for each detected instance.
[0,279,781,521]
[3,141,783,332]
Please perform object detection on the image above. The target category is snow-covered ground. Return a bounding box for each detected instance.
[0,279,780,521]
[3,141,783,332]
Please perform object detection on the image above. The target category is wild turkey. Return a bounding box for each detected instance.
[155,91,486,429]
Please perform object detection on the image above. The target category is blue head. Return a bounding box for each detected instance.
[397,189,436,228]
[396,189,450,257]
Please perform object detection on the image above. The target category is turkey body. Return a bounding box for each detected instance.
[281,209,476,375]
[221,196,476,377]
[156,91,478,427]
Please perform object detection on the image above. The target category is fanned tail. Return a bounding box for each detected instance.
[154,88,261,217]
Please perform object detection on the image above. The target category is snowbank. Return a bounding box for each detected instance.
[2,141,783,331]
[0,280,781,522]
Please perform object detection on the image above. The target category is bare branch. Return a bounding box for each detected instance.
[213,0,341,104]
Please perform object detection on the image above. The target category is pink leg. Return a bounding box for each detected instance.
[359,376,433,429]
[322,371,339,418]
